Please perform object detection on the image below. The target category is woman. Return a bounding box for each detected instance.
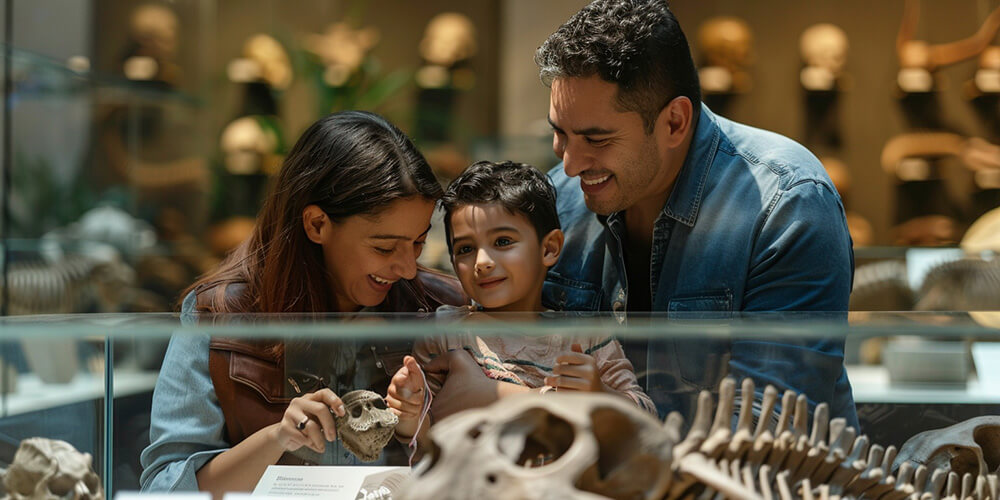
[140,111,465,496]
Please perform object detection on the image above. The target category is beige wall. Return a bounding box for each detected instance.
[499,0,587,137]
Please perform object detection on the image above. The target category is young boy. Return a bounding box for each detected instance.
[386,161,654,444]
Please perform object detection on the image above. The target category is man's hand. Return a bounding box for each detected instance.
[425,349,502,420]
[386,356,426,438]
[545,343,609,393]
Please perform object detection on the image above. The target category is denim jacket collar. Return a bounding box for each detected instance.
[662,103,720,228]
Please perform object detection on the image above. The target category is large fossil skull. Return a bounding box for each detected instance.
[895,416,1000,477]
[398,392,674,500]
[334,390,399,463]
[1,438,103,500]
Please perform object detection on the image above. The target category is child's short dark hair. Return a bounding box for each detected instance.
[440,161,560,253]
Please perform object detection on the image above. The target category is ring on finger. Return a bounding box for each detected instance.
[296,416,310,431]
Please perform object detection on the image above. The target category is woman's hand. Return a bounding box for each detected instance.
[273,388,345,454]
[386,356,427,438]
[545,343,609,393]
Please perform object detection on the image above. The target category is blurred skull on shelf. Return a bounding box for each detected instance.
[696,16,753,93]
[304,23,380,87]
[420,13,477,68]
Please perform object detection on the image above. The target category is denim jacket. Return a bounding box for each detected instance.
[542,104,858,429]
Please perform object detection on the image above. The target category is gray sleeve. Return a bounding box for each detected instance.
[139,332,230,491]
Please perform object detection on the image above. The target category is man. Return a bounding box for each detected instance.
[536,0,858,427]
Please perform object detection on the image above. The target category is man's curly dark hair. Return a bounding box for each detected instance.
[535,0,701,134]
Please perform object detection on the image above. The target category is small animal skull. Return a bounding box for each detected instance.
[1,437,103,500]
[398,392,675,500]
[895,415,1000,477]
[334,390,399,463]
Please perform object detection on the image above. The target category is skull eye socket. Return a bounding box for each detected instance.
[371,398,388,410]
[84,474,100,492]
[468,423,484,440]
[351,406,363,418]
[498,409,574,467]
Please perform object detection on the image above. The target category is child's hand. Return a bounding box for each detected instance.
[545,343,608,393]
[386,356,427,437]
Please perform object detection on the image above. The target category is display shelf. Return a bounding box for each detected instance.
[847,364,1000,404]
[0,310,996,497]
[1,43,202,106]
[0,371,158,417]
[0,311,997,339]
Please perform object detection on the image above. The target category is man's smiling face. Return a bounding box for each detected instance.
[548,75,675,216]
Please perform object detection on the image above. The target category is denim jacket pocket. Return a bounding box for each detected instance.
[542,275,601,311]
[665,290,733,388]
[666,290,733,315]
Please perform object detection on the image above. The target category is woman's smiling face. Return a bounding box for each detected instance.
[308,196,435,311]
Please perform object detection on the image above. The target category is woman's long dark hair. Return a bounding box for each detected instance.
[186,111,442,313]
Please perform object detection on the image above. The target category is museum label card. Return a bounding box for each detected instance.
[116,494,210,500]
[253,465,408,500]
[973,342,1000,388]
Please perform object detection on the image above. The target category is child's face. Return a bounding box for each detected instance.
[449,203,562,312]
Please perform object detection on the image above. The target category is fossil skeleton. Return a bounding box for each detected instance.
[880,133,1000,179]
[0,255,134,315]
[399,377,1000,500]
[896,0,1000,73]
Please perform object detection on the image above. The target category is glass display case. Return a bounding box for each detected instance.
[0,0,511,316]
[1,17,215,316]
[0,3,998,498]
[0,311,996,498]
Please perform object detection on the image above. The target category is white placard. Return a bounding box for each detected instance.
[253,465,408,500]
[228,494,303,500]
[116,493,210,500]
[972,342,1000,388]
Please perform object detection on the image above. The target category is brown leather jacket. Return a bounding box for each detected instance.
[193,268,465,456]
